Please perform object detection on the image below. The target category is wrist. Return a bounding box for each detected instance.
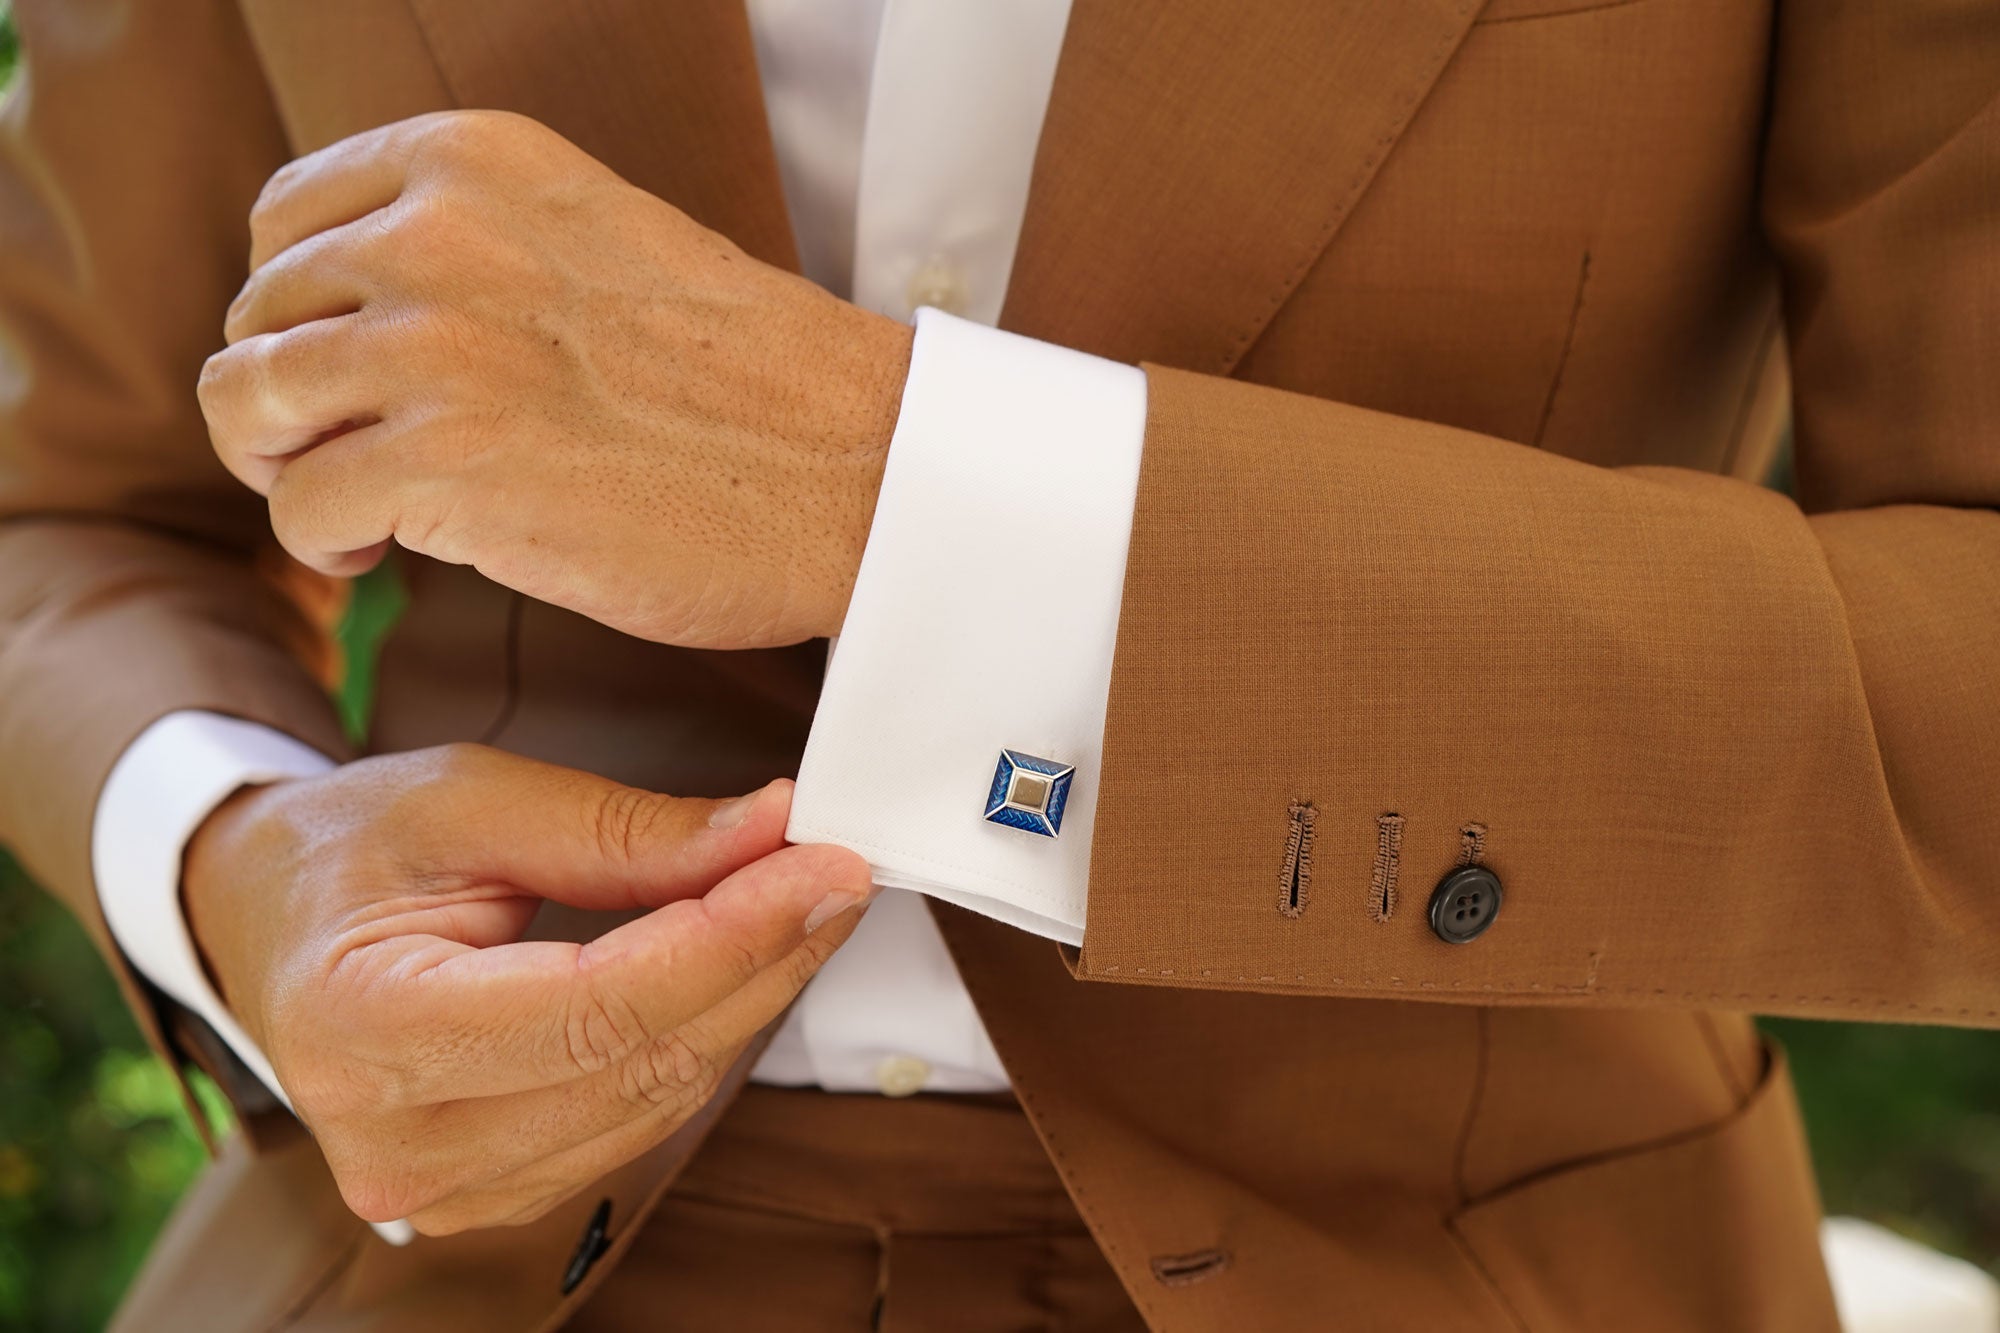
[182,779,292,1035]
[814,312,912,639]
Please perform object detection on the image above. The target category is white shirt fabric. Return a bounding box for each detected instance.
[92,0,1145,1111]
[787,308,1143,947]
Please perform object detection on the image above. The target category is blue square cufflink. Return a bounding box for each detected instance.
[984,749,1075,839]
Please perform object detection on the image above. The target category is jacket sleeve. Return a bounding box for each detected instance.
[0,0,353,1114]
[1075,0,2000,1025]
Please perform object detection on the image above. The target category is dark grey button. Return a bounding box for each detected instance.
[560,1198,613,1295]
[1428,866,1502,944]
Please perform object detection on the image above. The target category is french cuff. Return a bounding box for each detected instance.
[93,711,334,1106]
[788,308,1147,948]
[93,712,415,1246]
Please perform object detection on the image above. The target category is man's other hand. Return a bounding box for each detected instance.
[200,110,914,649]
[182,744,873,1234]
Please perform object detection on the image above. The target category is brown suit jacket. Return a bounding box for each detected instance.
[4,0,1994,1327]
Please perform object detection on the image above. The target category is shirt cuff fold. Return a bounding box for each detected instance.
[93,712,421,1244]
[93,710,336,1105]
[789,308,1147,946]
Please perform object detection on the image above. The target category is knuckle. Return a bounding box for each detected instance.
[349,1046,434,1112]
[617,1030,712,1113]
[385,195,467,277]
[425,108,530,158]
[328,1156,422,1227]
[255,325,313,387]
[676,899,765,990]
[373,744,486,840]
[389,488,462,563]
[249,162,301,236]
[272,1053,346,1120]
[420,741,492,787]
[407,401,481,475]
[275,1031,401,1124]
[264,465,322,552]
[654,1029,711,1090]
[780,936,838,991]
[389,190,448,243]
[411,110,506,177]
[565,984,651,1075]
[587,785,666,869]
[423,109,486,154]
[353,201,405,259]
[195,348,240,421]
[254,230,338,305]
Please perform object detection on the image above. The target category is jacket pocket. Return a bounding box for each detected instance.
[1447,1043,1841,1333]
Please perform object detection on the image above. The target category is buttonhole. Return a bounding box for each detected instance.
[1277,801,1316,919]
[1457,822,1489,867]
[1370,814,1405,922]
[1151,1247,1233,1287]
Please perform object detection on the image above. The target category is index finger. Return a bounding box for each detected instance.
[343,841,875,1104]
[248,113,445,270]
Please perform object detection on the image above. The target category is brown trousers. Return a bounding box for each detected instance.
[569,1086,1147,1332]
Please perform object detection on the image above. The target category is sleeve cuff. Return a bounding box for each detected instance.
[788,308,1147,946]
[93,713,421,1243]
[92,711,336,1106]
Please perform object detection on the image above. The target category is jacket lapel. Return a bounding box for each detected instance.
[401,0,1480,365]
[402,0,799,271]
[1002,0,1485,373]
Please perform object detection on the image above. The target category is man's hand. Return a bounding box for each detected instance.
[199,110,914,648]
[183,744,873,1234]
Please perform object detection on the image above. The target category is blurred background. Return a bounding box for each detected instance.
[0,4,1996,1330]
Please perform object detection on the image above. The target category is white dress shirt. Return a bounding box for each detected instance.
[92,0,1146,1119]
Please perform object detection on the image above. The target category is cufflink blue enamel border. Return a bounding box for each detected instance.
[984,750,1075,838]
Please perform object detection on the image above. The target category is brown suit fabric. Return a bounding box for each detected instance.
[572,1086,1147,1332]
[4,0,1992,1327]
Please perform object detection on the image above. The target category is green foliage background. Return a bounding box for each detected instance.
[0,7,1996,1329]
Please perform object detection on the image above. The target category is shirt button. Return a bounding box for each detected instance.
[905,257,969,318]
[874,1054,931,1097]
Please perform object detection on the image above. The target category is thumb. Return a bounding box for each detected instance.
[428,746,797,912]
[359,840,877,1104]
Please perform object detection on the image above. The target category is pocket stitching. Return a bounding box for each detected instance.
[1453,1039,1784,1216]
[1445,1219,1536,1333]
[1474,0,1650,26]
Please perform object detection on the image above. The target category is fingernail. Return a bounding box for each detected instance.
[708,784,768,830]
[804,888,871,934]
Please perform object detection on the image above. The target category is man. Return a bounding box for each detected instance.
[1,0,1995,1327]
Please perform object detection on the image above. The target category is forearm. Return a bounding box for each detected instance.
[1064,0,2000,1020]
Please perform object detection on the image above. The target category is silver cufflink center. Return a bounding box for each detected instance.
[984,749,1075,839]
